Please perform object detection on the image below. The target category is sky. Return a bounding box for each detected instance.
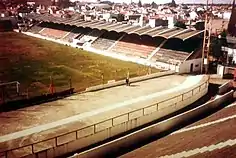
[107,0,233,4]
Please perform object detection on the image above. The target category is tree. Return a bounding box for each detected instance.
[117,14,125,22]
[220,29,227,37]
[170,0,176,7]
[174,21,186,29]
[57,0,70,8]
[151,1,158,8]
[219,29,228,47]
[138,0,142,7]
[182,5,189,9]
[195,21,205,30]
[168,0,176,7]
[196,10,205,17]
[211,37,223,61]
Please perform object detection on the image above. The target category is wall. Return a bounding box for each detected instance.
[218,81,233,95]
[0,76,209,158]
[152,61,178,72]
[76,90,234,158]
[224,66,235,75]
[85,71,175,92]
[179,58,201,73]
[217,64,224,78]
[217,65,236,77]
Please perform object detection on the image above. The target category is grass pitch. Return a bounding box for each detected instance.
[0,32,159,97]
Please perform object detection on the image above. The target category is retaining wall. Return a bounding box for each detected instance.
[85,71,175,92]
[0,76,209,158]
[75,90,234,158]
[218,81,233,95]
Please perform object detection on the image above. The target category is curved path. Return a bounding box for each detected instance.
[0,74,206,157]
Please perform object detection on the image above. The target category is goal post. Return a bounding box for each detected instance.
[0,81,20,104]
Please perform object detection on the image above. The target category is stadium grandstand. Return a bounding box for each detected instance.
[24,13,204,73]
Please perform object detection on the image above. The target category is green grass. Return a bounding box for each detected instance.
[0,32,159,97]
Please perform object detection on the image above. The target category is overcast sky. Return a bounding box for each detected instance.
[107,0,233,4]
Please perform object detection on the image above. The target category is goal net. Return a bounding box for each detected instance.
[0,81,20,104]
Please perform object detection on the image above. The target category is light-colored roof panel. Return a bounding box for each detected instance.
[106,24,128,32]
[63,18,82,24]
[101,23,120,31]
[74,21,90,27]
[69,19,85,25]
[87,21,107,29]
[146,27,167,37]
[133,26,152,35]
[83,21,102,27]
[123,25,141,33]
[73,21,90,27]
[183,30,204,40]
[158,28,184,39]
[92,22,113,29]
[113,24,133,32]
[174,30,199,39]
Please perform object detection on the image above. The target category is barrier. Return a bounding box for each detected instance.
[0,88,74,112]
[218,81,233,95]
[85,71,175,92]
[0,76,208,158]
[75,90,234,158]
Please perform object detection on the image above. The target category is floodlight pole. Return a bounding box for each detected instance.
[201,0,212,74]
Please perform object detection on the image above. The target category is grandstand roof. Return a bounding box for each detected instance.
[27,13,203,41]
[132,26,152,35]
[145,27,167,36]
[88,21,107,28]
[102,23,121,30]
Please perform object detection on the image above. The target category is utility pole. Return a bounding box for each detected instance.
[201,0,213,74]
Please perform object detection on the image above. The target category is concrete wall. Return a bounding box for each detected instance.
[217,65,236,77]
[85,70,175,92]
[152,61,179,72]
[0,76,209,158]
[217,65,224,78]
[218,81,233,95]
[75,90,234,158]
[179,58,201,74]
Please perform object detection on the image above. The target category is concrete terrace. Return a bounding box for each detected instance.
[121,102,236,158]
[0,74,208,158]
[0,75,188,137]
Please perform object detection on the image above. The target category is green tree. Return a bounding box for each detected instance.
[195,21,205,30]
[170,0,177,7]
[174,21,186,29]
[138,0,142,7]
[220,29,228,47]
[211,38,223,61]
[151,1,158,8]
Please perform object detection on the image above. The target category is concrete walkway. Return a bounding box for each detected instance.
[0,75,203,143]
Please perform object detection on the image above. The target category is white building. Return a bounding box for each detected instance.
[223,11,232,20]
[189,11,198,20]
[167,15,177,28]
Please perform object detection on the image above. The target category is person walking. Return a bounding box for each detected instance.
[126,69,130,86]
